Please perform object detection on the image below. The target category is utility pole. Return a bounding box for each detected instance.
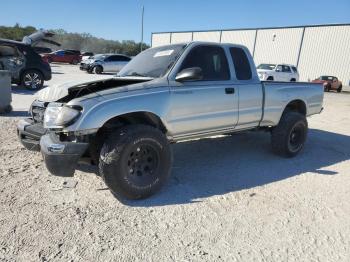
[141,5,144,52]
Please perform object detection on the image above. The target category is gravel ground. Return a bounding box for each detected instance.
[1,65,350,261]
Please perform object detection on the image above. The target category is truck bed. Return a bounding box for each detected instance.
[260,81,324,127]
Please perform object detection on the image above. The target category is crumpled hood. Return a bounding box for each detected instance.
[37,76,153,102]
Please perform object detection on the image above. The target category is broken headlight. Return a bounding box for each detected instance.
[44,103,81,129]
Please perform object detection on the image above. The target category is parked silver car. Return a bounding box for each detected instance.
[80,54,131,74]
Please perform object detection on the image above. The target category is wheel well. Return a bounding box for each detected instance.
[290,78,296,81]
[88,112,167,164]
[101,112,167,133]
[284,100,306,116]
[267,76,274,80]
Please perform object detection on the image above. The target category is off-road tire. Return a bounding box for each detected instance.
[99,124,172,199]
[271,112,308,157]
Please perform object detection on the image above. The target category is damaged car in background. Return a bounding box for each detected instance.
[17,42,324,200]
[0,30,59,90]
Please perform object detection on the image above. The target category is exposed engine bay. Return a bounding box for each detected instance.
[38,77,153,103]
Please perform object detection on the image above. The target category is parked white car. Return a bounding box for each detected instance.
[257,64,299,82]
[81,52,94,62]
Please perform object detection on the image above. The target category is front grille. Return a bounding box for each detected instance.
[31,100,47,123]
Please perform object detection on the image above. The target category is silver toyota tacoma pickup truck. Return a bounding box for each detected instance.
[17,42,324,199]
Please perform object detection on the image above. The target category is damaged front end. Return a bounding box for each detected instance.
[17,100,48,151]
[17,76,153,176]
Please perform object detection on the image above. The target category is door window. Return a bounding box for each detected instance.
[276,65,283,72]
[180,45,230,81]
[104,56,114,62]
[282,65,292,73]
[114,55,131,62]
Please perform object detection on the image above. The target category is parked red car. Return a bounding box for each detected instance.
[42,49,81,64]
[312,76,343,92]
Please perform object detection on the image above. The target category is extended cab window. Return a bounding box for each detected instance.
[229,47,252,80]
[180,45,230,81]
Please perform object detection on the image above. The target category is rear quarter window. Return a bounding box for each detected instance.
[291,66,298,73]
[229,47,252,80]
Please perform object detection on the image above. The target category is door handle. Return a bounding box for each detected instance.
[225,87,235,94]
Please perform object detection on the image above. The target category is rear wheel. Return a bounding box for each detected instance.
[21,70,44,90]
[99,124,172,199]
[93,65,103,74]
[271,112,308,157]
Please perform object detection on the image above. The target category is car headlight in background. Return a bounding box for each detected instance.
[258,72,267,79]
[44,103,81,129]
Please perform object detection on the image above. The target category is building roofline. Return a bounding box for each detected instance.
[151,22,350,35]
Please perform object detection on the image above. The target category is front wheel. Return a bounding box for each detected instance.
[337,84,342,93]
[93,65,103,74]
[99,124,173,199]
[21,70,44,90]
[271,112,308,157]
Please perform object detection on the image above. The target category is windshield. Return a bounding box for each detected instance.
[257,64,276,70]
[117,44,187,78]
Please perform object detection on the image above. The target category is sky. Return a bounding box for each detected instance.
[1,0,349,44]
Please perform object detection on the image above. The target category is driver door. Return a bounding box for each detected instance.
[167,45,239,138]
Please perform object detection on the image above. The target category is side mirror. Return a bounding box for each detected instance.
[175,67,203,82]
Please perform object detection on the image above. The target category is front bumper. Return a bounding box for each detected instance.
[40,133,88,177]
[80,63,90,71]
[17,118,47,151]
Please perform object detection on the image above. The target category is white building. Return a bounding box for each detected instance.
[151,24,350,85]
